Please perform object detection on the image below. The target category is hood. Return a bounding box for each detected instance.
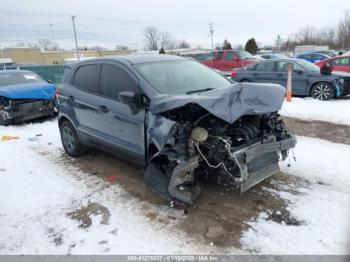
[149,82,286,124]
[330,71,350,77]
[0,82,55,100]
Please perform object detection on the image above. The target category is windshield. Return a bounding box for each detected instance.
[236,51,254,59]
[295,60,320,72]
[135,60,231,95]
[0,71,43,87]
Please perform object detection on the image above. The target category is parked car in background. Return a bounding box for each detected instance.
[315,55,350,73]
[57,55,296,205]
[256,53,289,59]
[296,52,330,63]
[311,50,338,57]
[231,58,350,100]
[0,70,57,125]
[200,50,261,74]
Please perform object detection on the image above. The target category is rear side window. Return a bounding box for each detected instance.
[330,57,350,65]
[100,64,138,100]
[224,52,234,60]
[73,64,100,93]
[216,52,223,60]
[255,61,275,71]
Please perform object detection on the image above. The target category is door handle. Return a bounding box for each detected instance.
[98,105,109,113]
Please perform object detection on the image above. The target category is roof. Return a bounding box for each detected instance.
[120,54,187,64]
[103,54,187,65]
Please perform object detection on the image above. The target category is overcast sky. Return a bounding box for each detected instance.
[0,0,349,50]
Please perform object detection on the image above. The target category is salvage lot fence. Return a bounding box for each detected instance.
[0,65,65,84]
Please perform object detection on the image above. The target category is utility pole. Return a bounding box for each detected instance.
[0,44,6,70]
[71,16,80,61]
[49,24,55,43]
[209,22,214,50]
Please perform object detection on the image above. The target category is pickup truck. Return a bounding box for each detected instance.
[198,50,261,74]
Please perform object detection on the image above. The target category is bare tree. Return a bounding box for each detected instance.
[159,31,176,49]
[38,39,59,51]
[177,40,191,49]
[143,26,159,51]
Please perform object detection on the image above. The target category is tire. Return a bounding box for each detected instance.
[59,120,87,157]
[311,82,335,100]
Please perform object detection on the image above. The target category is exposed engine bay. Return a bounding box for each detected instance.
[144,104,296,205]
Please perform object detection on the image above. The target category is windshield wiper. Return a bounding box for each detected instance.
[186,87,214,95]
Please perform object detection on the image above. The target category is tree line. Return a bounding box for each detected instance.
[282,11,350,50]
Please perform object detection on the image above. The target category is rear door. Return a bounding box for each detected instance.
[222,51,235,71]
[98,62,145,164]
[213,51,224,70]
[249,61,276,83]
[69,62,103,137]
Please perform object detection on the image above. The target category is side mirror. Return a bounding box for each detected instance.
[119,91,139,114]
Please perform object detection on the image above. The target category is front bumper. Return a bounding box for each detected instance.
[228,134,297,192]
[0,99,57,123]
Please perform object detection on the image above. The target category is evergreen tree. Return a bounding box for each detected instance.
[245,38,258,54]
[159,47,166,54]
[222,39,232,50]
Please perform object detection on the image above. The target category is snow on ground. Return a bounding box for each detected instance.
[0,120,210,254]
[280,97,350,125]
[1,120,350,254]
[242,136,350,254]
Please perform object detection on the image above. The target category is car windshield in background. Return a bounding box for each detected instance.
[295,60,320,72]
[0,72,43,87]
[236,51,254,59]
[135,60,231,95]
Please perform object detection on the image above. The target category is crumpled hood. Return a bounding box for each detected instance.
[150,82,286,124]
[0,82,55,100]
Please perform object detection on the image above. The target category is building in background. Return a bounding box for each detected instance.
[3,47,131,65]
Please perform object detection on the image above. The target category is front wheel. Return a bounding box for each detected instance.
[59,120,87,157]
[311,82,335,100]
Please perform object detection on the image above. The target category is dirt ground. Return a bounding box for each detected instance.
[283,116,350,145]
[58,116,342,249]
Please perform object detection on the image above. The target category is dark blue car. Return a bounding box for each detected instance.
[0,70,57,125]
[231,58,350,100]
[296,53,330,63]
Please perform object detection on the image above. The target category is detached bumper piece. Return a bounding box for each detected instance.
[0,99,57,124]
[229,134,297,193]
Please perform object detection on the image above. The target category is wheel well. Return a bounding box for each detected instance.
[310,81,333,95]
[58,116,72,127]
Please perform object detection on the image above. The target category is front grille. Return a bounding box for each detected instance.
[248,152,278,173]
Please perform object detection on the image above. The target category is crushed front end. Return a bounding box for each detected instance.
[0,96,57,125]
[144,105,296,205]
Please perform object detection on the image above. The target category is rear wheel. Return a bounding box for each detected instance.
[59,120,87,157]
[311,82,335,100]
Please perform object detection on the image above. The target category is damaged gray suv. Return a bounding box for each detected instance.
[58,55,296,205]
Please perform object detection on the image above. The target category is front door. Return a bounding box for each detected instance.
[275,61,309,95]
[98,62,145,165]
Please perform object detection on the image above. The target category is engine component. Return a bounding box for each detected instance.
[191,127,208,142]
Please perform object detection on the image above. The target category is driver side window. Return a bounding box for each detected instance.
[100,64,138,100]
